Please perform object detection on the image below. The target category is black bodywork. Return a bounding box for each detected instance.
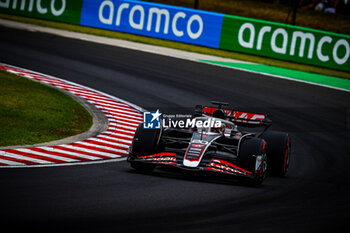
[128,102,291,185]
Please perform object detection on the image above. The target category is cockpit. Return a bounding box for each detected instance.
[193,117,237,136]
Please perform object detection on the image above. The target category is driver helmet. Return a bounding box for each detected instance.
[212,122,225,133]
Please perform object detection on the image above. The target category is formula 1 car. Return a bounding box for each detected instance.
[127,101,291,185]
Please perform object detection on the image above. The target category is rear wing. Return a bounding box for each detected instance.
[195,104,272,127]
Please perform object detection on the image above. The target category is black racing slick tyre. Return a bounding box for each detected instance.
[260,131,291,177]
[239,137,267,185]
[128,124,161,172]
[131,124,160,156]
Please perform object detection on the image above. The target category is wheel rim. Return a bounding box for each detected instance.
[258,152,268,182]
[284,137,291,174]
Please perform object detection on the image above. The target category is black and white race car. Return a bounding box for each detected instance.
[127,102,291,185]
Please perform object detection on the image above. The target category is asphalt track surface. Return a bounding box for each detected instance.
[1,26,350,233]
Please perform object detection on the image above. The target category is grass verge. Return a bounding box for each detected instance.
[1,13,349,81]
[0,70,92,147]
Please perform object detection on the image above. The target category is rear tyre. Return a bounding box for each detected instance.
[239,137,267,185]
[260,131,291,177]
[128,124,161,172]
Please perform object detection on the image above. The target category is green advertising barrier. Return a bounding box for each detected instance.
[220,15,350,72]
[1,1,349,73]
[0,0,83,24]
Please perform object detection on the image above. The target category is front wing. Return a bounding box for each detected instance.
[128,152,260,180]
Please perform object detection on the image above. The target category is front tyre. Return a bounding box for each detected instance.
[239,137,267,185]
[128,124,161,172]
[260,131,291,177]
[130,124,161,157]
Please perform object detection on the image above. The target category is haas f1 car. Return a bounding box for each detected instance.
[128,102,291,185]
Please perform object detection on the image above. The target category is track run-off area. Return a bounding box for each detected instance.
[0,24,349,233]
[0,64,143,167]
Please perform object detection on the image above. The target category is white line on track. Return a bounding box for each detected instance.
[2,18,348,93]
[0,157,127,169]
